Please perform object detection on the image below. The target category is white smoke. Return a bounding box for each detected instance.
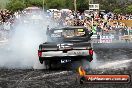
[83,51,132,71]
[89,52,100,69]
[96,59,132,69]
[0,10,57,69]
[81,52,102,70]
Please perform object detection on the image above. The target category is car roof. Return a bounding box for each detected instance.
[52,26,86,30]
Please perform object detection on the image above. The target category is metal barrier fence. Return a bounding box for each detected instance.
[91,32,132,43]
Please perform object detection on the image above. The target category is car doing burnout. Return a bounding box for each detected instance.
[38,26,93,69]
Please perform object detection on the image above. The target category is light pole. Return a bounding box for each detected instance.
[43,0,45,11]
[74,0,77,12]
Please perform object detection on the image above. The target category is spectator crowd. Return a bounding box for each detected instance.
[0,8,132,39]
[47,9,132,37]
[0,9,14,31]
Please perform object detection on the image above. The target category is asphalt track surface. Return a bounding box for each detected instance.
[0,43,132,88]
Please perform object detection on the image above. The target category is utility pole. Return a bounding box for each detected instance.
[43,0,45,11]
[74,0,77,12]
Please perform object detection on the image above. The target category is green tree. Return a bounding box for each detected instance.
[77,0,89,12]
[125,5,132,14]
[6,0,26,12]
[0,4,2,9]
[26,0,43,7]
[64,0,73,9]
[113,8,121,14]
[0,0,9,9]
[46,0,65,9]
[5,0,132,13]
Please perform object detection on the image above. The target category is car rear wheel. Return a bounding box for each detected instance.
[44,60,51,69]
[39,58,43,64]
[44,60,61,70]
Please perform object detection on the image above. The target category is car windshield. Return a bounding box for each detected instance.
[51,28,86,38]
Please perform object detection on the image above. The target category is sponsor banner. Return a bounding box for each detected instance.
[100,35,112,43]
[83,75,130,83]
[89,4,99,10]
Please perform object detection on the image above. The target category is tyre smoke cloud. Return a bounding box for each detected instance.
[80,43,132,72]
[0,10,57,69]
[90,54,132,70]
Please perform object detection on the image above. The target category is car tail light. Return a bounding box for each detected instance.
[89,49,93,55]
[38,51,42,57]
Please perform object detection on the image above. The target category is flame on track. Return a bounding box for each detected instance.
[78,66,86,76]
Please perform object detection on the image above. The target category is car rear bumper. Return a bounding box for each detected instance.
[41,50,90,57]
[39,55,93,62]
